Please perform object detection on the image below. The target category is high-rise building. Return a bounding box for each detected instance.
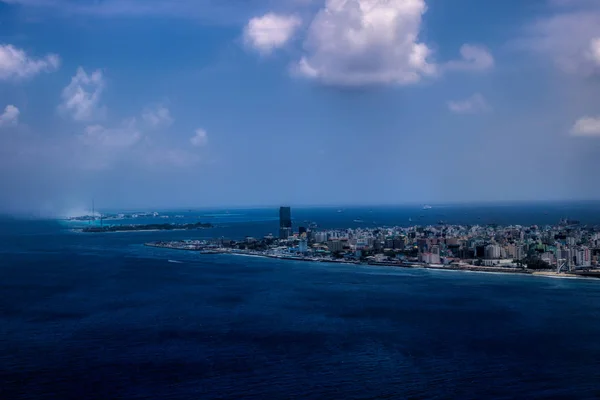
[475,245,485,258]
[279,206,292,228]
[314,232,327,243]
[279,206,292,240]
[279,227,292,240]
[327,240,344,253]
[576,247,591,267]
[485,244,501,259]
[430,245,441,264]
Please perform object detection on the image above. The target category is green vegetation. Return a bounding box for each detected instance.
[520,256,552,270]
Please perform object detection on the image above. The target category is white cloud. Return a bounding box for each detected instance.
[80,119,142,148]
[571,116,600,136]
[448,94,490,114]
[587,37,600,65]
[0,105,20,127]
[190,128,208,147]
[521,2,600,75]
[0,44,60,81]
[142,105,173,128]
[293,0,437,87]
[444,44,495,72]
[244,13,302,54]
[59,67,106,121]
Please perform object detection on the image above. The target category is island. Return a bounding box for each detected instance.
[143,210,600,280]
[82,221,212,233]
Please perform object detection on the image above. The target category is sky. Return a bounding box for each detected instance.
[1,0,600,215]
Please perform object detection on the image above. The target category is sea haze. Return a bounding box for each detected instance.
[1,204,600,399]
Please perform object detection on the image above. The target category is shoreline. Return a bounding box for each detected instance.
[73,228,194,234]
[144,242,600,280]
[72,227,212,234]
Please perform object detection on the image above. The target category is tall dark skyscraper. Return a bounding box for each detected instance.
[279,206,292,240]
[279,206,292,228]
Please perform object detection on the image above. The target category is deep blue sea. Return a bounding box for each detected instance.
[2,204,600,399]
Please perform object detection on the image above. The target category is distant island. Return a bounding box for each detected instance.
[81,221,212,233]
[68,211,160,222]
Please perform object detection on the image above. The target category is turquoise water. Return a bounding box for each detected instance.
[2,205,600,399]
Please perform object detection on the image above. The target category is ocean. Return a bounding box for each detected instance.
[1,203,600,399]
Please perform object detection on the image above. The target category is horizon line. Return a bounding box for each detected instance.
[3,198,600,218]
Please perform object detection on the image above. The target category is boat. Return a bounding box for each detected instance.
[353,219,364,223]
[423,205,432,210]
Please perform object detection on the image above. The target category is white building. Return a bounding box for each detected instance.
[314,232,328,243]
[298,239,308,253]
[485,244,501,259]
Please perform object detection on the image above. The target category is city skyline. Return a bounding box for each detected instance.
[145,208,600,276]
[1,0,600,214]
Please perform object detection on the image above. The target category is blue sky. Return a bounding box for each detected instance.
[1,0,600,215]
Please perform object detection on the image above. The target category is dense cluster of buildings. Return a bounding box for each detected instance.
[148,207,600,275]
[267,208,600,271]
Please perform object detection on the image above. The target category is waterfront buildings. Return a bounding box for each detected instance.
[149,206,600,274]
[297,220,599,270]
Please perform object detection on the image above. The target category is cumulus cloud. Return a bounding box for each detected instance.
[447,94,490,114]
[142,105,173,128]
[59,67,106,121]
[75,117,210,170]
[444,44,495,72]
[520,1,600,75]
[70,101,208,170]
[571,116,600,136]
[80,120,142,148]
[244,13,302,54]
[190,128,208,147]
[0,44,60,81]
[293,0,436,86]
[0,105,19,127]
